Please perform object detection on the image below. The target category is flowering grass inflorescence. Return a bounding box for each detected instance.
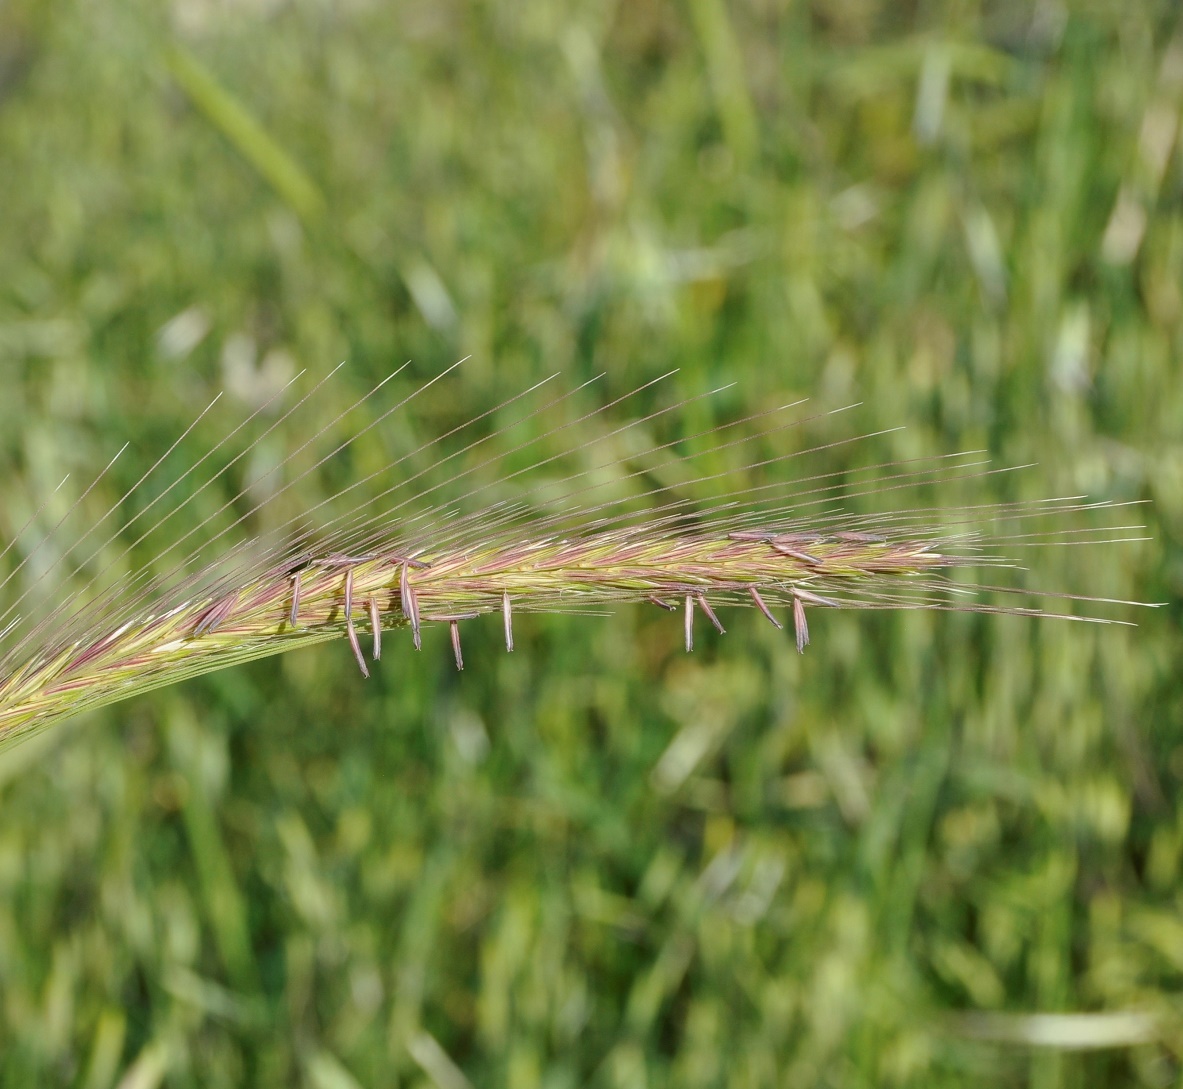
[0,365,1152,747]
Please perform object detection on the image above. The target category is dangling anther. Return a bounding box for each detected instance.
[772,542,822,565]
[408,585,422,651]
[649,597,677,611]
[684,594,694,653]
[450,620,464,671]
[502,591,514,653]
[400,562,422,651]
[289,570,302,629]
[369,596,382,661]
[696,594,725,634]
[749,587,782,629]
[389,553,431,570]
[324,551,378,566]
[194,591,237,637]
[792,594,810,655]
[344,568,369,678]
[346,618,369,676]
[793,587,839,608]
[398,561,410,620]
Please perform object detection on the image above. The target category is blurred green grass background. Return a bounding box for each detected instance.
[0,0,1181,1085]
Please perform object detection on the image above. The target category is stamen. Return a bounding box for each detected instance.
[346,618,369,677]
[502,591,514,653]
[792,595,809,655]
[194,591,237,637]
[408,586,421,650]
[344,569,369,678]
[322,551,378,567]
[696,594,725,634]
[400,562,422,650]
[835,531,885,543]
[369,595,381,661]
[772,542,822,565]
[289,570,302,629]
[450,619,464,671]
[749,587,782,629]
[684,594,694,653]
[793,587,839,608]
[389,553,430,570]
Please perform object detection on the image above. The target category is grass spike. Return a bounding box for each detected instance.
[0,367,1156,747]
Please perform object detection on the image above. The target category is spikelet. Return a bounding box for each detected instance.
[0,365,1153,746]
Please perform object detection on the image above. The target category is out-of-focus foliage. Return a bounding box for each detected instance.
[0,0,1180,1085]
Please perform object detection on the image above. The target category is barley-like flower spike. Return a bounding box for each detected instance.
[0,365,1156,747]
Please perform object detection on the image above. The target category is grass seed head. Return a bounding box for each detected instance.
[0,368,1156,747]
